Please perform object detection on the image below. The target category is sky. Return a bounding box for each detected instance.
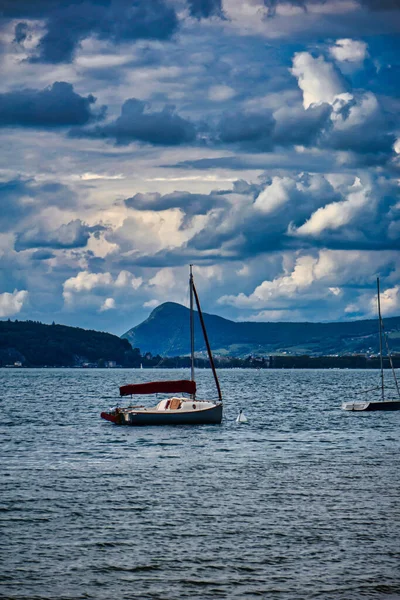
[0,0,400,335]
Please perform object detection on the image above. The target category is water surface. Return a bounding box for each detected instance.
[1,368,399,599]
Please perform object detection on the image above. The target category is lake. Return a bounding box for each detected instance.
[1,368,399,599]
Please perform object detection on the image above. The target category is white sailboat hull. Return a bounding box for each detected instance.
[102,402,223,425]
[342,400,400,411]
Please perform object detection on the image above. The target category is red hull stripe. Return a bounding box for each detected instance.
[119,379,196,397]
[100,412,118,423]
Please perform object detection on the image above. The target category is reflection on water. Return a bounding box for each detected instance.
[1,368,399,599]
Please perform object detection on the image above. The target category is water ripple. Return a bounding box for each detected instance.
[0,368,399,599]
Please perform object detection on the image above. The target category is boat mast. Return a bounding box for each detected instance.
[192,281,223,403]
[189,265,195,386]
[377,277,385,401]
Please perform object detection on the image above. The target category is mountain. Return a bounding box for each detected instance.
[122,302,400,357]
[0,320,138,367]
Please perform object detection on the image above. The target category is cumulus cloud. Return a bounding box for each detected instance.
[0,178,78,233]
[63,269,142,310]
[186,172,400,260]
[125,190,227,227]
[289,52,396,162]
[292,181,371,236]
[208,85,236,102]
[14,22,29,45]
[291,52,346,109]
[15,220,106,251]
[217,109,275,148]
[0,289,29,317]
[100,297,116,311]
[107,209,193,257]
[0,82,105,128]
[218,249,398,316]
[3,0,179,64]
[76,98,196,146]
[329,38,368,63]
[219,254,320,309]
[115,270,143,289]
[325,91,395,157]
[375,285,400,315]
[345,283,400,317]
[188,0,224,18]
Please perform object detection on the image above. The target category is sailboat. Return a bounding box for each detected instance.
[342,278,400,412]
[100,266,223,425]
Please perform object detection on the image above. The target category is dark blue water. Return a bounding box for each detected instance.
[1,368,399,600]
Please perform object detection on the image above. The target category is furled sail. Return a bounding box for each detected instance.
[120,380,196,397]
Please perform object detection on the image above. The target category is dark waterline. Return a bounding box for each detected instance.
[1,368,399,600]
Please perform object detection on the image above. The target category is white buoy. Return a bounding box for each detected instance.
[236,409,248,423]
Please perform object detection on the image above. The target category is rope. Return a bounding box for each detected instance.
[383,331,400,399]
[354,386,381,395]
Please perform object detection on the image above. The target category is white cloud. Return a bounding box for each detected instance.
[292,180,371,236]
[329,287,342,296]
[254,176,297,214]
[115,270,142,289]
[63,272,113,302]
[147,267,190,306]
[208,85,236,102]
[100,297,116,311]
[219,254,319,309]
[78,172,125,181]
[373,285,400,316]
[291,52,345,109]
[108,210,191,256]
[330,91,381,130]
[244,308,305,322]
[218,250,395,313]
[345,284,400,317]
[149,267,179,291]
[0,289,29,317]
[143,299,160,309]
[329,39,368,63]
[63,270,142,305]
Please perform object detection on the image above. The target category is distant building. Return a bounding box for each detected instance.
[106,360,117,368]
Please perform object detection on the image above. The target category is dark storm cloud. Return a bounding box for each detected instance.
[14,22,29,44]
[15,220,106,251]
[0,177,78,232]
[2,0,179,64]
[167,173,400,260]
[125,190,228,227]
[215,103,332,152]
[210,90,396,163]
[31,249,55,260]
[187,0,224,18]
[75,98,196,146]
[168,151,337,173]
[362,0,400,9]
[0,82,105,128]
[320,94,396,158]
[217,110,275,149]
[262,0,400,14]
[168,157,259,170]
[262,0,307,17]
[272,103,331,147]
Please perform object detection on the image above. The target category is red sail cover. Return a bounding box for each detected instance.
[119,380,196,397]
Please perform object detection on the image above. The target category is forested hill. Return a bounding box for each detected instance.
[122,302,400,357]
[0,320,138,367]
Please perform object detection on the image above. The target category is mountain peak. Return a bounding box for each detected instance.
[122,303,400,357]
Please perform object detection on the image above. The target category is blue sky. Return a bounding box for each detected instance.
[0,0,399,334]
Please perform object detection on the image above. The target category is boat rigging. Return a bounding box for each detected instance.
[101,265,223,425]
[342,277,400,412]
